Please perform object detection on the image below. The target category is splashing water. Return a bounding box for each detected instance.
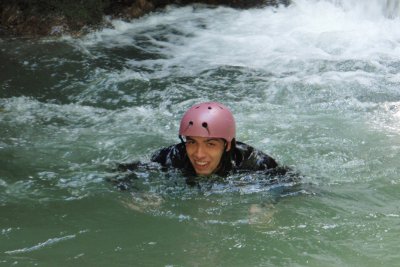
[1,0,400,266]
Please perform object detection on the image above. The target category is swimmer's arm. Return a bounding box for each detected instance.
[117,161,141,172]
[116,144,180,172]
[110,161,160,191]
[117,161,162,172]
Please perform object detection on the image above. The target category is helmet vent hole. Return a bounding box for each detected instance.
[189,121,193,125]
[202,122,208,128]
[208,106,212,110]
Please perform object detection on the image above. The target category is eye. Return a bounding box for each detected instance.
[186,139,195,145]
[206,142,216,147]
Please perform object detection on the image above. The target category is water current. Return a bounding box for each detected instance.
[1,0,400,266]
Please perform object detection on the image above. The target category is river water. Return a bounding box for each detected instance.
[1,0,400,266]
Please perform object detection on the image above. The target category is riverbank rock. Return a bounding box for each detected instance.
[0,0,290,37]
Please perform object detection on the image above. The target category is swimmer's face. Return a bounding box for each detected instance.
[184,136,231,176]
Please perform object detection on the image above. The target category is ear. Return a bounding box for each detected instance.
[225,141,232,152]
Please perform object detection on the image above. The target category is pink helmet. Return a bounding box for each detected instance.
[179,102,236,142]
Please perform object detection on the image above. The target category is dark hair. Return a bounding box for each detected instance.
[214,138,236,176]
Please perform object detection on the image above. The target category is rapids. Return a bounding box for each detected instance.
[1,0,400,266]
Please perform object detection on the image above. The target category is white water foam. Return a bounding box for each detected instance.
[5,234,76,255]
[75,0,400,78]
[74,1,400,161]
[3,0,400,199]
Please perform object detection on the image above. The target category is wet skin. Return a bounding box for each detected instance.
[184,136,231,176]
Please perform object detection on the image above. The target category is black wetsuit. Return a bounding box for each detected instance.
[113,141,298,190]
[119,141,289,177]
[151,141,280,175]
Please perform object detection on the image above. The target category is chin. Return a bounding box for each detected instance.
[194,169,213,176]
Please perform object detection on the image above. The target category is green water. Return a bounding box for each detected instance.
[2,1,400,266]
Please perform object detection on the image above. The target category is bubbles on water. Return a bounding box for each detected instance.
[385,0,400,18]
[370,101,400,142]
[74,0,400,79]
[0,96,176,203]
[109,163,307,227]
[324,0,400,19]
[3,5,400,266]
[5,234,77,255]
[2,1,400,224]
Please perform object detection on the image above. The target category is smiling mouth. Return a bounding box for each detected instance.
[192,160,216,175]
[194,161,208,167]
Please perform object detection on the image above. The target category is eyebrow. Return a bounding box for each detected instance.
[205,138,221,142]
[186,137,222,142]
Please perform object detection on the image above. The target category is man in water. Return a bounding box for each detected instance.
[119,101,290,180]
[116,102,297,218]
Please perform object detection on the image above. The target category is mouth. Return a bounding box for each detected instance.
[194,161,209,168]
[190,158,215,175]
[192,160,213,173]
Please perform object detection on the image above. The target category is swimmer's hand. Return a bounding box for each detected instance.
[248,203,276,227]
[121,192,163,213]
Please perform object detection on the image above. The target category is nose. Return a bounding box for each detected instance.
[193,144,206,158]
